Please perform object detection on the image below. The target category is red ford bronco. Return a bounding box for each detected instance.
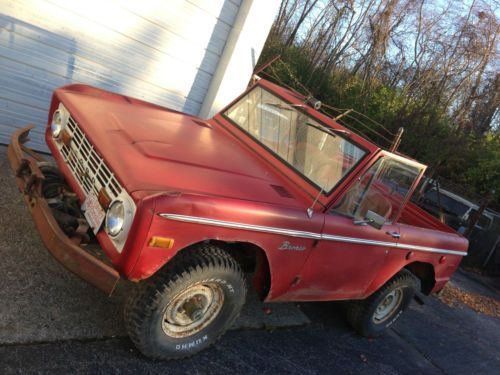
[8,78,468,359]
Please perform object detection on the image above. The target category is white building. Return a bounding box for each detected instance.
[0,0,280,151]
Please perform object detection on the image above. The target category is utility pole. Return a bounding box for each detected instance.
[463,190,494,238]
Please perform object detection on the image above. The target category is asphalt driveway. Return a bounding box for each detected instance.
[1,145,499,374]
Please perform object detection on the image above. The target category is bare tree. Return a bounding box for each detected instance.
[266,0,499,135]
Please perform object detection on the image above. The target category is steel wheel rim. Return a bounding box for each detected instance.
[162,283,224,338]
[372,288,403,324]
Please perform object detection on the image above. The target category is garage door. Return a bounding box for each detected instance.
[0,0,241,151]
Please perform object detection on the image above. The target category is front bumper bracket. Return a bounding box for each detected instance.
[7,125,120,295]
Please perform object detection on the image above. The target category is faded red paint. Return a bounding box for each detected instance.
[22,78,467,301]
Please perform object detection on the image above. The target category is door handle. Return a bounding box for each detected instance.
[386,231,400,239]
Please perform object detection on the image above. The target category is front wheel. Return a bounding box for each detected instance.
[124,244,247,360]
[346,269,418,337]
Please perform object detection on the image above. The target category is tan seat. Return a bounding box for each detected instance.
[358,191,392,219]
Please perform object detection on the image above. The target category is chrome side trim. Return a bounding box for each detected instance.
[397,243,467,256]
[160,214,467,256]
[160,214,320,239]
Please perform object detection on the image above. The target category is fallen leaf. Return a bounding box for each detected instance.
[437,284,500,317]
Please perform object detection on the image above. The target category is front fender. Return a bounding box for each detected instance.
[125,193,322,300]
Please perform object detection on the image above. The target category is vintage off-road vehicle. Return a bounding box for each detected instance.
[8,78,468,359]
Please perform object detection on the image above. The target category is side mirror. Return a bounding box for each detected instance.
[365,210,386,229]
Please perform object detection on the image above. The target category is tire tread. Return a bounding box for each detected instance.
[124,244,246,359]
[346,269,418,337]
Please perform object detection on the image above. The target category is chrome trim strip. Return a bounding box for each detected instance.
[160,214,467,256]
[397,243,467,256]
[160,214,320,239]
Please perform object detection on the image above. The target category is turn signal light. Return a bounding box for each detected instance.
[98,188,112,209]
[61,129,72,147]
[149,236,175,249]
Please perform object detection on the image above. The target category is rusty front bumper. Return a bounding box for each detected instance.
[7,125,120,295]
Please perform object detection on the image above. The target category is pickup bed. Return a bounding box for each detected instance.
[8,77,468,359]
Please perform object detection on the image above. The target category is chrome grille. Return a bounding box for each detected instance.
[59,116,122,200]
[51,103,135,253]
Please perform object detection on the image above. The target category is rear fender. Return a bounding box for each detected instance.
[363,256,438,299]
[363,249,463,299]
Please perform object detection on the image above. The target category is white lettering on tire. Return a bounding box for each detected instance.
[175,335,209,350]
[384,310,403,329]
[204,278,234,293]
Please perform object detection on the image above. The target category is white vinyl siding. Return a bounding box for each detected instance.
[0,0,242,151]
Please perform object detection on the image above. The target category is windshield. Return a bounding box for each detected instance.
[225,86,366,192]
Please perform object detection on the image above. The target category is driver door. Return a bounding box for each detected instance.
[286,155,423,301]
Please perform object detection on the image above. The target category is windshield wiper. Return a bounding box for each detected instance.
[262,105,351,136]
[266,102,306,109]
[264,102,292,111]
[305,122,351,137]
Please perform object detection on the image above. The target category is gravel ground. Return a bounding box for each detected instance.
[1,145,499,374]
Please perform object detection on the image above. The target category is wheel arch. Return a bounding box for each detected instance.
[365,260,436,299]
[171,240,272,300]
[404,261,436,295]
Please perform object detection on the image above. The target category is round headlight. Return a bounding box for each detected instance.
[51,110,63,138]
[105,201,125,237]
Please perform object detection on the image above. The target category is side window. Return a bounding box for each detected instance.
[474,212,492,230]
[332,157,421,223]
[423,189,439,206]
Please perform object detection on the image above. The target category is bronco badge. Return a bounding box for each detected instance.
[278,241,306,251]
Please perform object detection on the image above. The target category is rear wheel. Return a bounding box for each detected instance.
[124,244,247,360]
[346,269,418,337]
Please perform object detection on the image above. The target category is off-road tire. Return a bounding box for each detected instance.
[345,269,418,337]
[124,244,247,360]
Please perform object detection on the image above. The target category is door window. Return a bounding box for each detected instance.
[331,157,422,223]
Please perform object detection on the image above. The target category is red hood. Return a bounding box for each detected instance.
[54,85,308,208]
